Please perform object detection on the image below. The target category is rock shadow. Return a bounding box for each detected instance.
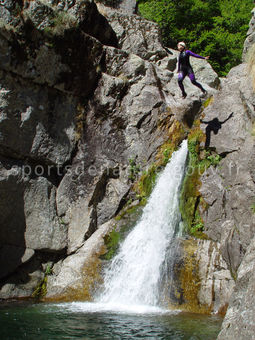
[0,160,26,281]
[200,112,234,148]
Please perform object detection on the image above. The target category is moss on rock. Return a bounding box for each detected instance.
[100,201,145,261]
[100,228,120,261]
[157,120,186,166]
[173,239,211,314]
[134,119,187,201]
[180,118,222,239]
[163,238,211,314]
[32,264,53,300]
[134,164,158,200]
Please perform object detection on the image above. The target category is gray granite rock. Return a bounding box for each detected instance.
[217,236,255,340]
[46,219,115,300]
[96,0,137,14]
[196,240,235,314]
[24,177,67,252]
[196,50,255,339]
[96,4,165,60]
[0,71,76,164]
[200,64,255,280]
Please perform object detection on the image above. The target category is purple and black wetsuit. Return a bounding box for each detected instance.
[178,50,206,97]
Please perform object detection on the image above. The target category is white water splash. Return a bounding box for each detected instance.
[96,140,188,309]
[53,302,170,315]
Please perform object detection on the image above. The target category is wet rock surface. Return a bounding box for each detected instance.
[163,238,234,314]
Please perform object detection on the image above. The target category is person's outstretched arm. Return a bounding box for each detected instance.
[186,50,210,60]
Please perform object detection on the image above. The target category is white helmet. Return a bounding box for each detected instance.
[178,41,186,48]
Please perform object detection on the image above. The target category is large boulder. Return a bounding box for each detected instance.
[46,219,116,300]
[217,236,255,340]
[0,156,67,280]
[96,0,137,14]
[163,238,234,314]
[96,3,166,60]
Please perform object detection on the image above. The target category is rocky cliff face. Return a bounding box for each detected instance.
[0,0,218,299]
[0,1,255,338]
[215,8,255,339]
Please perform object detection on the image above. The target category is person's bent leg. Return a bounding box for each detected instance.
[178,72,187,98]
[189,73,206,93]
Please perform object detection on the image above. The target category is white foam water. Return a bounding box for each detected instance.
[94,140,188,312]
[53,302,170,315]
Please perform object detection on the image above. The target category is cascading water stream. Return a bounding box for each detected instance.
[95,140,188,311]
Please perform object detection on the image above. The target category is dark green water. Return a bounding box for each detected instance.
[0,301,222,340]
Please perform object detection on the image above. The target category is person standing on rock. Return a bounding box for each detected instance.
[177,42,209,98]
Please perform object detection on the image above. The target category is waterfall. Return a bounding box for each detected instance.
[96,140,188,310]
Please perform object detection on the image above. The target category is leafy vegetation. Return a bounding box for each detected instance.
[44,11,78,36]
[157,120,186,165]
[101,228,121,260]
[128,158,141,182]
[101,203,145,260]
[134,119,186,201]
[135,164,158,200]
[32,264,53,299]
[137,0,253,76]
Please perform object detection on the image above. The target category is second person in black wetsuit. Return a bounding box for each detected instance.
[177,41,210,98]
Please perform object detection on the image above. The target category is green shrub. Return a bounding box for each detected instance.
[44,11,78,36]
[128,158,141,182]
[138,0,253,76]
